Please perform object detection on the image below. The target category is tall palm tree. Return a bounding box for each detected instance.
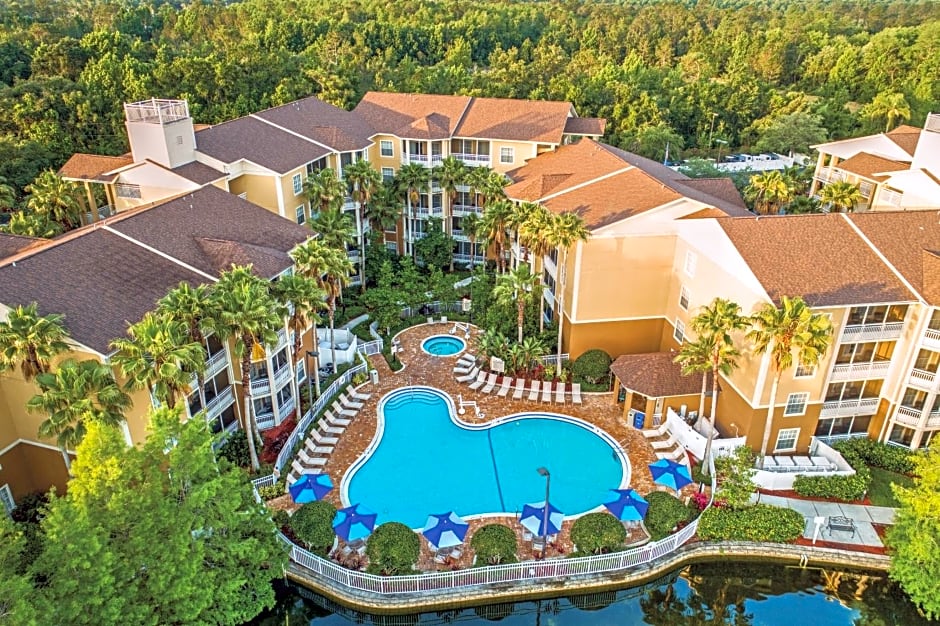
[819,181,863,213]
[27,359,131,471]
[545,212,590,376]
[0,303,70,381]
[862,90,911,132]
[208,265,282,472]
[674,337,712,425]
[273,273,325,415]
[689,297,748,472]
[366,181,402,233]
[744,171,792,215]
[748,296,833,458]
[432,156,468,270]
[343,159,382,290]
[517,203,553,331]
[111,312,206,411]
[310,206,355,250]
[396,163,430,258]
[493,264,542,343]
[461,210,482,268]
[25,170,83,230]
[304,167,347,215]
[291,239,333,396]
[320,247,354,369]
[480,199,513,274]
[157,282,215,411]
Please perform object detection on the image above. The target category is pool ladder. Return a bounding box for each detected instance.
[457,394,484,419]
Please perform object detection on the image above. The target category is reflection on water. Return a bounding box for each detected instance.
[250,562,931,625]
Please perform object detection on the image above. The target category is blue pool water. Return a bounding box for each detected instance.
[345,388,626,528]
[421,335,466,356]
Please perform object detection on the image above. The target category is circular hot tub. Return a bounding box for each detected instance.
[421,335,467,356]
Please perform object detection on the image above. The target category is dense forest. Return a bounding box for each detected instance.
[0,0,938,197]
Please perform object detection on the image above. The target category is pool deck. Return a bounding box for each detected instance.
[302,322,689,568]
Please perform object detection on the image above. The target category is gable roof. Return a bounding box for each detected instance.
[0,233,44,258]
[252,95,374,152]
[563,117,607,137]
[195,116,330,173]
[454,97,573,144]
[717,214,915,307]
[835,152,907,181]
[171,160,226,185]
[354,92,470,139]
[610,352,709,398]
[58,153,134,182]
[885,125,922,157]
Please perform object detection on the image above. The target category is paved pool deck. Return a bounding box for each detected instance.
[756,493,895,548]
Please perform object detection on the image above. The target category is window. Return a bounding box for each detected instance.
[684,250,697,277]
[783,392,809,416]
[254,395,273,417]
[292,173,303,195]
[673,319,685,343]
[115,183,142,199]
[0,484,13,516]
[774,427,800,452]
[678,285,690,311]
[385,241,398,253]
[295,205,305,224]
[500,147,514,164]
[794,364,815,378]
[381,167,394,182]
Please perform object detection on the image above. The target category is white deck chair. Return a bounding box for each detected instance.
[299,449,328,467]
[651,434,677,450]
[457,354,476,367]
[310,429,339,446]
[318,419,344,435]
[512,378,525,400]
[641,422,669,439]
[481,373,499,394]
[496,377,512,397]
[468,371,487,390]
[528,380,541,401]
[453,362,475,375]
[348,387,371,401]
[554,382,566,404]
[304,437,333,455]
[541,382,553,403]
[656,446,687,462]
[456,366,480,383]
[572,383,582,405]
[324,410,351,428]
[289,460,306,481]
[331,401,357,418]
[339,392,364,410]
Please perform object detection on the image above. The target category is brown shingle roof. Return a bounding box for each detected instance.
[195,116,330,173]
[0,233,44,258]
[835,152,906,181]
[885,125,922,157]
[171,161,226,185]
[354,92,470,139]
[564,117,606,136]
[681,178,748,210]
[718,214,915,307]
[455,98,573,144]
[253,95,374,152]
[610,352,707,398]
[58,153,134,182]
[847,211,940,305]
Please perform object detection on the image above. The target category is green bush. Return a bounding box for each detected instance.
[793,445,871,501]
[217,430,251,468]
[570,512,626,555]
[290,501,337,556]
[697,504,804,542]
[9,491,48,525]
[470,524,518,565]
[645,491,695,540]
[256,483,285,501]
[366,522,421,575]
[834,438,917,475]
[570,349,612,384]
[271,509,290,530]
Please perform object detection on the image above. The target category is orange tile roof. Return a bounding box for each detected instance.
[885,125,922,156]
[58,153,134,182]
[836,152,907,181]
[455,98,573,144]
[354,92,470,139]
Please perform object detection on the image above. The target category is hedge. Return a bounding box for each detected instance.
[645,491,695,541]
[570,512,626,555]
[571,349,612,384]
[470,524,518,565]
[834,438,917,475]
[290,501,337,556]
[696,504,804,542]
[793,445,871,501]
[366,522,420,575]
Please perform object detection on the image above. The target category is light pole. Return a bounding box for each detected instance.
[708,112,718,149]
[306,350,320,404]
[537,467,550,559]
[715,139,728,166]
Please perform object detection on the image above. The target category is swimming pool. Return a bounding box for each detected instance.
[421,335,466,356]
[344,387,628,528]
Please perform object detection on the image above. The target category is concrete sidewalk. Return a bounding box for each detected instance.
[756,493,895,548]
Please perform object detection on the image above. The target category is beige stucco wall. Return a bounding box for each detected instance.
[229,174,281,215]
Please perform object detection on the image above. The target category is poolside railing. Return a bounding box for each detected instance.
[357,339,383,356]
[538,353,569,366]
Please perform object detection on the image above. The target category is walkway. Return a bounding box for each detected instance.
[758,493,895,549]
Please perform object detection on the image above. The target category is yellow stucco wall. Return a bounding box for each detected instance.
[229,174,281,215]
[0,442,70,501]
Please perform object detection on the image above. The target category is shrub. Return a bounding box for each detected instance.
[260,417,297,465]
[271,509,290,530]
[366,522,420,575]
[290,501,337,556]
[834,438,917,475]
[696,504,804,542]
[10,491,48,525]
[256,483,285,501]
[793,445,871,501]
[217,430,251,468]
[470,524,518,565]
[570,512,626,555]
[570,349,612,384]
[645,491,695,540]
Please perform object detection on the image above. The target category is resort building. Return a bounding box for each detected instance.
[0,186,314,508]
[809,113,940,211]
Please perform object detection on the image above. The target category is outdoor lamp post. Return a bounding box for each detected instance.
[715,139,728,165]
[306,350,320,402]
[537,467,550,559]
[708,112,718,149]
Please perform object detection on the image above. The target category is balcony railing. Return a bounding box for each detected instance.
[839,322,903,343]
[402,154,443,168]
[272,362,293,390]
[894,405,924,428]
[452,253,484,265]
[820,397,880,418]
[452,204,482,217]
[908,368,938,390]
[256,411,276,431]
[829,360,890,382]
[451,153,491,167]
[250,376,270,395]
[204,386,235,417]
[277,396,296,422]
[923,328,940,351]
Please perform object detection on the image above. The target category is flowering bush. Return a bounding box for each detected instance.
[260,417,297,464]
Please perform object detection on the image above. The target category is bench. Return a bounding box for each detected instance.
[827,515,856,538]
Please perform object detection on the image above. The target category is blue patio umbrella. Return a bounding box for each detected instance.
[333,504,378,542]
[288,473,334,504]
[422,512,470,550]
[648,459,694,493]
[603,489,649,522]
[520,501,564,537]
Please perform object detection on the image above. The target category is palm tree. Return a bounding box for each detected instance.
[0,303,70,381]
[744,171,792,215]
[27,359,131,471]
[320,247,354,369]
[396,163,430,258]
[517,203,553,331]
[480,199,513,273]
[783,196,823,214]
[304,168,347,215]
[310,206,355,250]
[748,296,833,458]
[689,298,748,472]
[674,337,712,425]
[493,264,542,343]
[344,159,382,290]
[432,156,468,270]
[366,181,402,233]
[862,90,911,132]
[208,265,282,472]
[518,335,547,376]
[273,273,325,415]
[479,169,509,207]
[3,211,63,238]
[111,312,206,411]
[545,212,590,376]
[291,239,333,395]
[25,170,83,230]
[157,282,215,411]
[0,178,15,210]
[819,181,863,213]
[461,210,482,268]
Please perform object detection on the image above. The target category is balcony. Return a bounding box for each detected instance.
[452,153,491,167]
[256,411,276,431]
[908,368,938,391]
[451,204,482,217]
[820,397,880,418]
[402,154,443,168]
[828,360,891,382]
[894,405,924,428]
[250,375,270,395]
[346,248,360,262]
[277,396,296,422]
[452,229,468,241]
[204,386,235,418]
[815,167,845,184]
[452,253,483,266]
[272,362,293,390]
[839,322,903,343]
[923,328,940,351]
[190,349,229,389]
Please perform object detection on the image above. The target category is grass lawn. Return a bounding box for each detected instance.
[868,466,914,507]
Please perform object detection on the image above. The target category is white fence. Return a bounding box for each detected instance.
[357,339,383,356]
[400,300,466,319]
[539,353,569,366]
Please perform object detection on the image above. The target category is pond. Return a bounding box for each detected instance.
[250,561,930,625]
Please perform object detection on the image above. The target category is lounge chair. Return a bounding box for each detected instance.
[456,366,480,383]
[512,378,525,400]
[304,438,333,455]
[310,429,338,446]
[324,410,351,428]
[656,446,687,462]
[433,551,448,565]
[528,380,541,401]
[331,401,356,418]
[339,392,364,410]
[572,383,582,405]
[481,373,499,394]
[554,382,566,404]
[496,377,512,397]
[299,449,328,467]
[651,434,678,450]
[348,387,372,401]
[641,422,668,439]
[453,362,475,375]
[468,371,487,390]
[457,354,476,367]
[318,419,344,435]
[541,381,553,403]
[289,460,306,480]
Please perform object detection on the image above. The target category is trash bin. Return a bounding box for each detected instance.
[632,411,646,430]
[370,369,379,385]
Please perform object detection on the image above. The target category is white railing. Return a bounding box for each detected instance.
[539,353,570,366]
[829,360,890,382]
[256,412,276,431]
[273,363,293,389]
[398,300,465,319]
[278,396,296,422]
[250,376,270,395]
[893,405,923,427]
[820,397,880,418]
[451,204,482,217]
[840,322,903,343]
[908,368,937,390]
[452,153,491,166]
[357,339,384,356]
[923,328,940,350]
[205,386,235,417]
[453,253,484,265]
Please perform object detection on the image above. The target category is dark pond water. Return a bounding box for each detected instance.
[250,561,932,625]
